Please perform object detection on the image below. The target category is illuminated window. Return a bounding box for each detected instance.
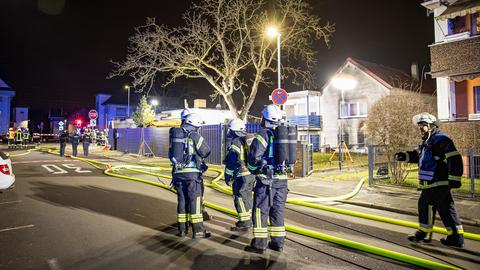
[475,86,480,113]
[340,102,368,118]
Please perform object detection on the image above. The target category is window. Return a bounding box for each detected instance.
[448,16,467,35]
[116,107,127,116]
[340,102,367,118]
[475,86,480,113]
[475,13,480,34]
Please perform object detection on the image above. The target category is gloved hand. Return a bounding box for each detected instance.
[225,174,232,186]
[394,152,407,161]
[201,162,209,173]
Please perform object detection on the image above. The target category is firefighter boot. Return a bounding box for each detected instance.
[440,234,464,249]
[407,230,432,243]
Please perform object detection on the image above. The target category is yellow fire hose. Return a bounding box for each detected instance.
[32,148,471,269]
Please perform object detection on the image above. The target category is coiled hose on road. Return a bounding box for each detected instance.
[34,147,471,270]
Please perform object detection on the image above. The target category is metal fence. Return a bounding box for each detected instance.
[367,145,480,196]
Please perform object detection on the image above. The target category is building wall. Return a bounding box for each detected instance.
[13,107,29,124]
[96,94,111,131]
[0,90,15,135]
[320,63,389,148]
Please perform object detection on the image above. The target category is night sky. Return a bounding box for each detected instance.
[0,0,433,120]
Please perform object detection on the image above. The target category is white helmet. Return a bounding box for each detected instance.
[412,112,437,126]
[180,108,191,121]
[184,113,204,127]
[262,104,282,124]
[228,119,246,132]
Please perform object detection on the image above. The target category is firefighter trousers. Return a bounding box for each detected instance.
[172,173,205,234]
[72,143,78,157]
[251,178,288,250]
[418,186,463,241]
[232,174,255,227]
[60,143,66,156]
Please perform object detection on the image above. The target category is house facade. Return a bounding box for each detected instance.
[320,58,431,151]
[0,78,15,136]
[422,0,480,121]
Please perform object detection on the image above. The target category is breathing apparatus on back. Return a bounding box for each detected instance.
[169,113,204,171]
[261,104,298,174]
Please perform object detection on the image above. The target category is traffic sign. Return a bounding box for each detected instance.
[271,88,288,105]
[89,109,98,120]
[90,119,96,127]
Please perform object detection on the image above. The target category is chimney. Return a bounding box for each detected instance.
[411,62,419,82]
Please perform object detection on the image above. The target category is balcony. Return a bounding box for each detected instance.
[287,115,322,128]
[430,35,480,81]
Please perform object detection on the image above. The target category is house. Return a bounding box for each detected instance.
[0,78,15,136]
[96,93,132,131]
[161,99,234,125]
[320,57,432,151]
[12,107,29,128]
[284,91,322,151]
[421,0,480,121]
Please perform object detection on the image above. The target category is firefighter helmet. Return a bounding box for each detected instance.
[412,112,437,126]
[184,113,204,127]
[262,104,283,124]
[228,119,246,132]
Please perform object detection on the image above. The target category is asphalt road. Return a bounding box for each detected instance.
[1,147,479,270]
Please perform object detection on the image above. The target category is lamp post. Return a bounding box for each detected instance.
[124,85,131,117]
[266,26,281,89]
[331,73,357,170]
[150,98,158,114]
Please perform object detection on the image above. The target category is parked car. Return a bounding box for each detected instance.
[0,151,15,190]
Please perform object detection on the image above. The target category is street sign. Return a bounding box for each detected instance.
[89,109,98,120]
[58,121,64,132]
[90,119,96,127]
[271,88,288,105]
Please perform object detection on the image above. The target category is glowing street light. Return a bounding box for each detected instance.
[266,26,281,89]
[150,98,158,114]
[124,85,131,117]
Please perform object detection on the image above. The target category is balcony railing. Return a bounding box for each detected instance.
[430,35,480,80]
[287,115,322,128]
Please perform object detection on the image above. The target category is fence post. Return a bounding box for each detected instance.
[469,147,475,198]
[368,145,374,186]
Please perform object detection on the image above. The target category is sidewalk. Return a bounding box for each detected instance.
[288,172,480,227]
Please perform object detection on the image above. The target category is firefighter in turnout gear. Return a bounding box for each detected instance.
[395,112,465,249]
[179,108,212,221]
[8,128,15,149]
[245,104,289,254]
[22,128,30,148]
[224,119,255,231]
[15,128,23,148]
[71,131,80,157]
[59,131,68,156]
[169,113,211,239]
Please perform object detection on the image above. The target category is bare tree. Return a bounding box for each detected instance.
[366,90,436,184]
[110,0,334,119]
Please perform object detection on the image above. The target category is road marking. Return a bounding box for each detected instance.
[42,164,68,174]
[47,258,61,270]
[0,224,35,233]
[13,160,81,164]
[0,200,22,205]
[62,164,92,173]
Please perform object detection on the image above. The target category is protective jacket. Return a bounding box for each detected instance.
[225,136,251,183]
[169,125,210,175]
[403,131,463,189]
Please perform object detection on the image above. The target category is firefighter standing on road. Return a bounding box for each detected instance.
[169,113,211,238]
[245,104,288,254]
[395,112,464,249]
[224,118,255,231]
[82,129,92,157]
[15,128,23,148]
[22,128,30,148]
[8,128,15,149]
[71,131,80,157]
[59,131,68,157]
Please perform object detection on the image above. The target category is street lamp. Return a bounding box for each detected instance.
[150,98,158,114]
[266,26,281,89]
[124,85,131,117]
[331,73,357,170]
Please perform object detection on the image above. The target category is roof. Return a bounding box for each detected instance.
[0,77,12,90]
[326,57,435,94]
[438,0,480,21]
[102,94,140,106]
